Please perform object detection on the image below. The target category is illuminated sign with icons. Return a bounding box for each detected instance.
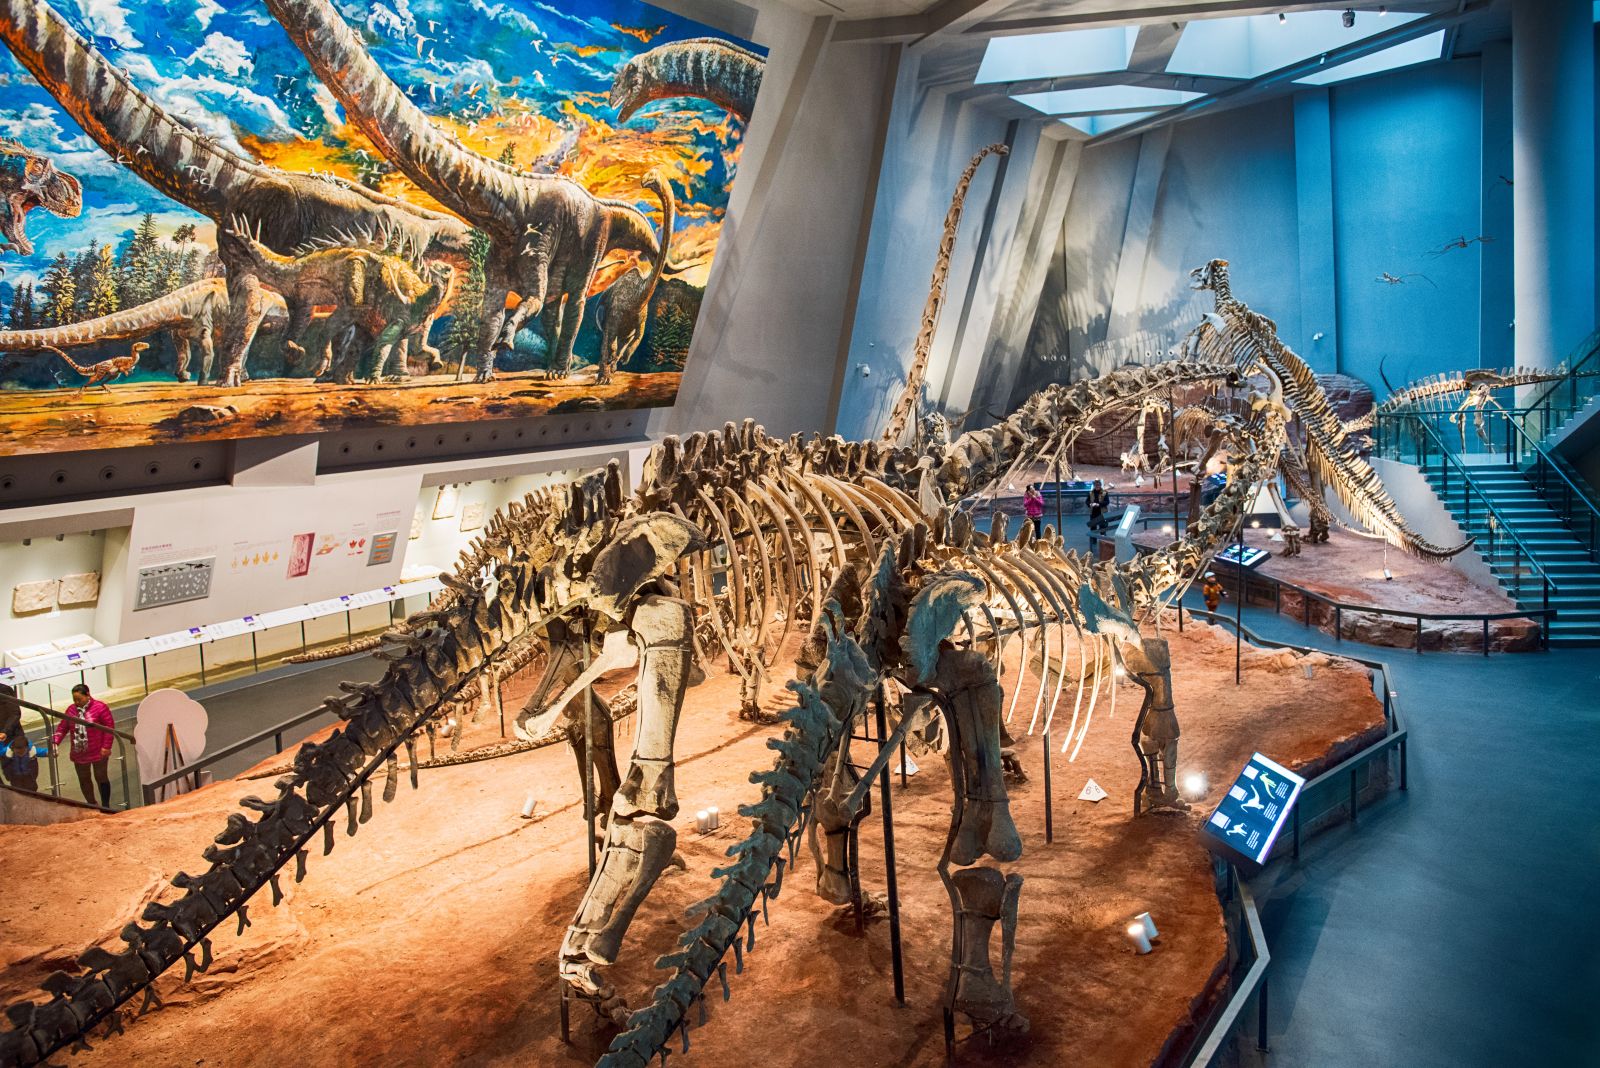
[1201,752,1305,866]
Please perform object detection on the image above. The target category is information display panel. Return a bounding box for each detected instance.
[1201,752,1305,866]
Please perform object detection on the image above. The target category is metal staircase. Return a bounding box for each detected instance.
[1421,459,1600,645]
[1376,333,1600,646]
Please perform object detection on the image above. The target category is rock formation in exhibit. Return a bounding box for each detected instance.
[0,151,1465,1068]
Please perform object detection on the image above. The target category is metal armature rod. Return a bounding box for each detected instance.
[582,624,597,879]
[842,693,921,815]
[873,688,905,1005]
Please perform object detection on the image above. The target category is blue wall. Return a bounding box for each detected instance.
[1014,54,1502,401]
[1329,59,1486,390]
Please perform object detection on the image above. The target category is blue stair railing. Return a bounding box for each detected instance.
[1519,326,1600,442]
[1375,413,1559,617]
[1377,406,1600,562]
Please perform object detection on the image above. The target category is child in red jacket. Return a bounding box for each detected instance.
[53,684,115,807]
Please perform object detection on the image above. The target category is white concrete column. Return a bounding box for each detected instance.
[1511,0,1595,373]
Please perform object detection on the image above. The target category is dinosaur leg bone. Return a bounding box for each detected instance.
[948,867,1029,1035]
[558,595,693,1021]
[936,648,1021,867]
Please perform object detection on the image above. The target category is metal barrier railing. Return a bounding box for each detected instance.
[1376,405,1600,560]
[1174,607,1409,1065]
[8,695,136,810]
[138,701,339,805]
[1373,416,1560,616]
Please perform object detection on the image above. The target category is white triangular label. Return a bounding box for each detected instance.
[1079,778,1108,802]
[897,752,920,776]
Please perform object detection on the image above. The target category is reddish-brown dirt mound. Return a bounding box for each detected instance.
[0,619,1382,1067]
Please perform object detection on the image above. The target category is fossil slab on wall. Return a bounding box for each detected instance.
[57,572,102,607]
[11,580,57,615]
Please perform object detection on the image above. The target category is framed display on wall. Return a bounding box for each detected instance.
[135,559,217,611]
[0,0,767,458]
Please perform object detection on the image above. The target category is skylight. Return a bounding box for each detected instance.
[1294,30,1447,85]
[1059,112,1157,136]
[976,26,1139,84]
[1012,85,1201,116]
[1167,10,1425,80]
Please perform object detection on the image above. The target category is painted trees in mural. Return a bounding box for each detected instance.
[0,0,765,456]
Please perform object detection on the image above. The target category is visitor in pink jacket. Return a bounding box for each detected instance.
[53,683,115,808]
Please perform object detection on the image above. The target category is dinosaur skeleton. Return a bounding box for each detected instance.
[0,159,1454,1068]
[1347,365,1577,453]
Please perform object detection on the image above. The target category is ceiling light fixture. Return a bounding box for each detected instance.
[1342,9,1355,28]
[1379,5,1387,14]
[1278,12,1286,24]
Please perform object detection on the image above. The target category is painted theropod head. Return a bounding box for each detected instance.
[0,139,81,258]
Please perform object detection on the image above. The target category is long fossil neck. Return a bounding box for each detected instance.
[880,143,1008,449]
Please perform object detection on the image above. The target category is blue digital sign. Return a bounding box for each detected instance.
[1215,543,1271,569]
[1202,752,1305,865]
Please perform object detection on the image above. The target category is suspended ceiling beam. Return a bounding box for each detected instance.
[1087,0,1491,146]
[833,0,1423,46]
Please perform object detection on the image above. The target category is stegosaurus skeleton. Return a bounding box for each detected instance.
[0,159,1455,1068]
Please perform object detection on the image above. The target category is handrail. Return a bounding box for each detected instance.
[1186,873,1269,1067]
[12,694,138,743]
[1385,405,1600,545]
[1523,325,1600,415]
[1174,606,1408,1065]
[139,702,338,800]
[10,694,136,810]
[1405,416,1562,602]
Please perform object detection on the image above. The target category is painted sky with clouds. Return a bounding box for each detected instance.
[0,0,764,291]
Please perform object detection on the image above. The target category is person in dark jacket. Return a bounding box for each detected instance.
[3,732,39,792]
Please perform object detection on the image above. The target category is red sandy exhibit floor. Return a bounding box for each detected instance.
[0,620,1383,1067]
[1136,528,1535,651]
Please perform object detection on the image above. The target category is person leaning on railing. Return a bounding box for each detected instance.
[52,684,116,808]
[0,682,38,791]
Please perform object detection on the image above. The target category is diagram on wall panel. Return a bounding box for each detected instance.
[135,559,217,611]
[0,0,767,458]
[286,534,314,580]
[367,533,398,567]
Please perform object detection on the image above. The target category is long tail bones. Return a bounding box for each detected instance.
[0,208,1462,1067]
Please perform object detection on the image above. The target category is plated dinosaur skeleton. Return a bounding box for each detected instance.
[0,152,1461,1068]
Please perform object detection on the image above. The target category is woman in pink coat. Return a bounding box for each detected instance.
[53,683,115,808]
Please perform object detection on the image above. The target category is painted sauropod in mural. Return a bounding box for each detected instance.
[260,0,664,384]
[0,278,288,383]
[0,137,80,258]
[228,229,456,385]
[0,0,474,388]
[595,172,675,384]
[609,37,767,124]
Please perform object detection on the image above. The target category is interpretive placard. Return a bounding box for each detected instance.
[1214,543,1271,570]
[1201,752,1305,866]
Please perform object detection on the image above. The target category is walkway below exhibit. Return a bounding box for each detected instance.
[0,619,1386,1067]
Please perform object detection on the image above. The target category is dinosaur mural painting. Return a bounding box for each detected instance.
[0,278,288,383]
[0,0,765,455]
[0,137,80,258]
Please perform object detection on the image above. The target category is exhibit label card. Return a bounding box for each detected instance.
[1201,752,1305,865]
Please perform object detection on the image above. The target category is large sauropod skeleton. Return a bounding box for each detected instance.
[0,152,1453,1068]
[260,0,661,383]
[0,0,473,388]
